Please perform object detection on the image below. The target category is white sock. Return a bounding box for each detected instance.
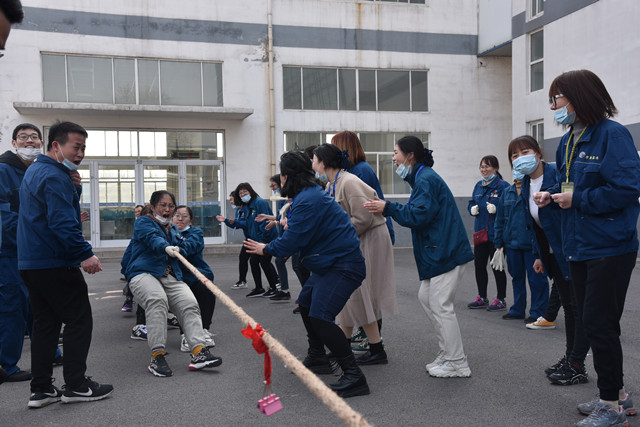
[618,389,627,401]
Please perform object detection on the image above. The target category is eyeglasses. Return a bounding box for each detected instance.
[17,134,42,142]
[157,203,176,209]
[173,214,190,219]
[549,94,565,108]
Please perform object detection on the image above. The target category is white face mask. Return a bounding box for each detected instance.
[16,147,41,162]
[54,147,79,171]
[155,214,170,225]
[182,226,191,232]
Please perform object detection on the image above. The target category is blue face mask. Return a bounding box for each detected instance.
[315,171,328,184]
[231,204,238,210]
[554,106,576,125]
[512,169,524,181]
[273,189,280,196]
[395,163,412,180]
[482,174,495,182]
[512,154,539,176]
[241,195,251,204]
[55,148,79,171]
[182,226,190,232]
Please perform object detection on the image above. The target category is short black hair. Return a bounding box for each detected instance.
[396,136,434,167]
[47,121,88,151]
[12,123,42,141]
[313,143,351,170]
[0,0,24,24]
[149,190,176,207]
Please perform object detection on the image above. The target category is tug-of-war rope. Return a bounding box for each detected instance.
[175,251,372,427]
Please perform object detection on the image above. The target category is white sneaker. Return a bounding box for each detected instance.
[203,329,215,347]
[180,334,190,352]
[428,357,471,378]
[425,351,445,371]
[231,281,247,289]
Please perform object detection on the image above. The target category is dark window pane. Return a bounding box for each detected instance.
[359,70,376,111]
[114,59,136,104]
[303,68,337,110]
[283,132,321,152]
[67,56,113,103]
[377,70,410,111]
[203,63,223,106]
[42,54,67,101]
[338,69,356,111]
[530,31,543,61]
[359,133,395,151]
[283,67,301,109]
[411,71,428,111]
[160,61,202,106]
[531,61,543,92]
[138,60,159,105]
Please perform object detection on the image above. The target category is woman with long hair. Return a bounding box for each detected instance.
[466,155,509,311]
[216,191,250,289]
[535,70,640,425]
[244,151,369,398]
[364,136,474,378]
[312,143,396,365]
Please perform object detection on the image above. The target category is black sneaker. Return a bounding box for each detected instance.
[28,385,63,408]
[293,305,300,314]
[544,355,567,377]
[548,361,588,385]
[61,377,114,403]
[261,289,278,298]
[6,369,32,382]
[188,348,222,371]
[246,288,266,298]
[148,353,173,377]
[131,324,148,340]
[167,314,180,329]
[270,291,291,302]
[53,354,64,366]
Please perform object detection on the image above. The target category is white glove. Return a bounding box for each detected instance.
[165,246,180,257]
[470,205,479,216]
[490,248,506,271]
[486,202,496,214]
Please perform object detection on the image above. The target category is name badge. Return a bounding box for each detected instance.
[561,182,574,193]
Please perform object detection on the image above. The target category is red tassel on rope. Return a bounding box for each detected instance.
[241,323,272,385]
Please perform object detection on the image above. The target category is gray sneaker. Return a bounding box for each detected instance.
[575,402,627,427]
[578,393,636,416]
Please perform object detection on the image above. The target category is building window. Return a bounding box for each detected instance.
[529,120,544,149]
[42,54,223,107]
[283,66,428,112]
[283,131,429,195]
[529,30,544,92]
[529,0,544,19]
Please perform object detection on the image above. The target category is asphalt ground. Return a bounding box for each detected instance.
[1,248,639,427]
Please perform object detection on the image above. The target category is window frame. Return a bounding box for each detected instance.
[528,0,544,20]
[528,29,544,93]
[529,120,544,150]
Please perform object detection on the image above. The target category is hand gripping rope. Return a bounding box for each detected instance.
[173,251,372,427]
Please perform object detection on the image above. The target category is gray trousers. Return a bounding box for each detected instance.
[129,273,207,352]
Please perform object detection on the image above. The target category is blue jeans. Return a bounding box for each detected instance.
[0,257,30,376]
[505,248,549,318]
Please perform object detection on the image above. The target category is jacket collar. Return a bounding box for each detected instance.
[0,150,28,172]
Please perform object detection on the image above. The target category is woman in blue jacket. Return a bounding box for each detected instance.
[364,136,474,378]
[245,151,369,398]
[216,191,250,290]
[173,205,216,352]
[515,135,590,387]
[467,155,509,311]
[126,190,221,377]
[535,70,640,424]
[493,145,549,323]
[235,182,279,298]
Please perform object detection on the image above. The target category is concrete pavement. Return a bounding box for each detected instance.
[1,248,639,426]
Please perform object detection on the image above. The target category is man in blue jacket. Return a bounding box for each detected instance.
[0,123,43,384]
[18,121,113,408]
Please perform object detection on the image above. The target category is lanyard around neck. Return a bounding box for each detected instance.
[328,170,340,197]
[565,127,588,183]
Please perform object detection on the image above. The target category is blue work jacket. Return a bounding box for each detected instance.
[493,183,533,251]
[175,226,214,286]
[384,164,474,280]
[244,197,277,243]
[0,151,27,257]
[467,177,509,241]
[18,154,93,269]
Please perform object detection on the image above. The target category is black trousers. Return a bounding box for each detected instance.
[21,267,93,392]
[570,251,636,401]
[291,252,310,286]
[473,241,507,299]
[249,253,279,290]
[189,281,216,330]
[238,245,250,283]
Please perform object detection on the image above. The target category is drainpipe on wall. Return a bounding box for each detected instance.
[267,0,276,175]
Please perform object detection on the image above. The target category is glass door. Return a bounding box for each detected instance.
[186,162,224,243]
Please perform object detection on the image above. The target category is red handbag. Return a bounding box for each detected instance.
[473,228,488,246]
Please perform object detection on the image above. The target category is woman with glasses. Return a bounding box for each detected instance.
[466,155,509,311]
[534,70,640,426]
[126,190,222,377]
[172,205,216,352]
